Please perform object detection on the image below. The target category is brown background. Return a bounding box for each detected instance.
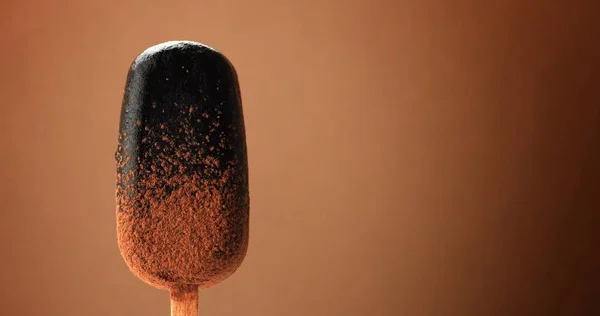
[0,0,599,315]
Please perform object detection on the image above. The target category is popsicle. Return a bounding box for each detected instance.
[115,41,249,316]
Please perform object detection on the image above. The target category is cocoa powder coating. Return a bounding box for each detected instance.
[115,41,249,291]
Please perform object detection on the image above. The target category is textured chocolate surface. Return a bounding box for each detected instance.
[116,41,249,290]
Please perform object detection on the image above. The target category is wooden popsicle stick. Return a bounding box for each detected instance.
[170,286,199,316]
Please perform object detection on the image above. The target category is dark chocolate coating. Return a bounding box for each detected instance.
[117,41,247,186]
[115,41,249,289]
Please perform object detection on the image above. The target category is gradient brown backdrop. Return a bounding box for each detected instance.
[1,1,599,315]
